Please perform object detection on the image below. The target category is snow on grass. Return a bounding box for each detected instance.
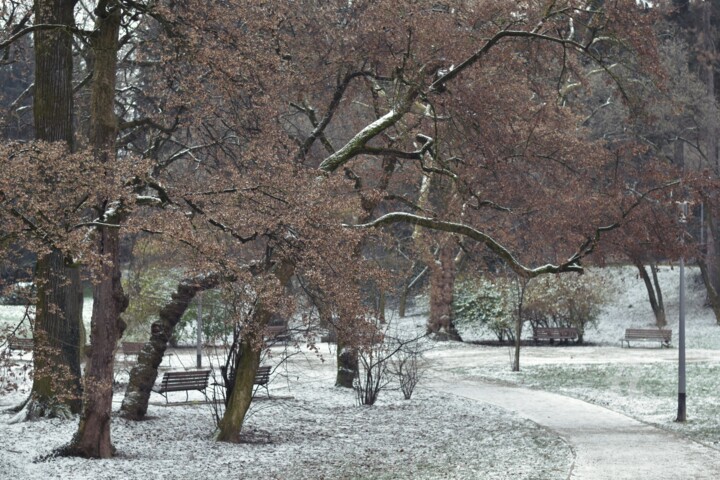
[3,263,720,477]
[0,346,572,479]
[447,265,720,448]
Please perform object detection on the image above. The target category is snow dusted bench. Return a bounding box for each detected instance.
[532,327,579,344]
[620,329,672,348]
[218,365,272,397]
[153,369,211,403]
[8,336,33,352]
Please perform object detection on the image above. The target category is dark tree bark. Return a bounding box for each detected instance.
[698,200,720,324]
[120,274,220,420]
[64,1,124,459]
[335,338,359,388]
[631,257,667,328]
[398,264,428,318]
[427,242,462,341]
[29,251,83,418]
[25,0,84,419]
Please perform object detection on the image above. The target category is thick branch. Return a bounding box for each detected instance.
[183,197,257,243]
[349,180,680,279]
[347,212,582,278]
[298,71,378,161]
[319,87,419,173]
[118,117,176,134]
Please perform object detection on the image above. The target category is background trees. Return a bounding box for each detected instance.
[0,0,706,455]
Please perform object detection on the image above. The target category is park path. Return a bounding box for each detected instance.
[430,377,720,479]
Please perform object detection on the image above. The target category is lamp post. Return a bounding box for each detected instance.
[676,201,688,423]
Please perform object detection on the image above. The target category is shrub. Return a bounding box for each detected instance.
[454,272,610,343]
[524,273,610,343]
[453,277,515,342]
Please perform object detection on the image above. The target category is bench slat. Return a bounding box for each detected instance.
[8,337,33,351]
[533,327,578,342]
[122,342,144,355]
[620,329,672,348]
[153,370,211,399]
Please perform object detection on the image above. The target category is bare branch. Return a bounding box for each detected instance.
[0,23,92,50]
[297,70,380,161]
[348,181,681,279]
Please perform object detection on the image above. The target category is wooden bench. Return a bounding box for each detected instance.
[620,328,672,348]
[8,337,33,352]
[220,365,273,397]
[265,325,291,343]
[122,341,173,366]
[152,369,211,403]
[532,327,579,344]
[254,365,271,394]
[122,341,143,357]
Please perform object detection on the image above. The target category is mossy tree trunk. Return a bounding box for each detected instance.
[216,334,262,443]
[216,259,294,442]
[120,275,219,420]
[26,0,84,419]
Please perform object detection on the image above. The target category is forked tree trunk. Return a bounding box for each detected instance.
[120,275,219,420]
[632,258,667,328]
[24,0,84,419]
[63,2,123,459]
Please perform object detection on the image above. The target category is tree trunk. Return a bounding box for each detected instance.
[632,257,667,328]
[216,258,294,442]
[699,202,720,324]
[120,275,220,420]
[335,337,358,388]
[27,250,83,418]
[216,335,261,443]
[427,243,462,341]
[63,2,123,459]
[398,264,428,318]
[512,278,528,372]
[24,0,83,419]
[699,260,720,324]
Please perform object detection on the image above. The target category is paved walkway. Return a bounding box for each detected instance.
[433,379,720,479]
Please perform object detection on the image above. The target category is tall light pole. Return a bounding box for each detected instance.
[676,201,688,423]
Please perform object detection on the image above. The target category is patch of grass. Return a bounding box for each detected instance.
[472,361,720,446]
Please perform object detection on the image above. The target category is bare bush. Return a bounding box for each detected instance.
[389,343,428,400]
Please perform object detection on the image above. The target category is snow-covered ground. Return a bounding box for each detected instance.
[0,344,572,480]
[1,265,719,479]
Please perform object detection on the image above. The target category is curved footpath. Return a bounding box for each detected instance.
[432,379,720,479]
